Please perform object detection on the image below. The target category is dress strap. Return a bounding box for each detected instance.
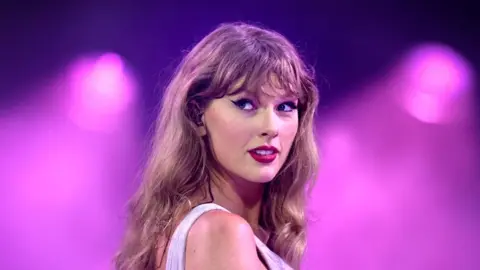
[165,203,229,270]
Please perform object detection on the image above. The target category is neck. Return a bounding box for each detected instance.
[209,170,265,228]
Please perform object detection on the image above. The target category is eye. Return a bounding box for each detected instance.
[231,98,255,111]
[277,101,298,112]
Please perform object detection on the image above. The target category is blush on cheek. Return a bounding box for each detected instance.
[283,122,298,141]
[204,101,248,156]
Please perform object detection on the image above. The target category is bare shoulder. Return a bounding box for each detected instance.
[185,210,262,270]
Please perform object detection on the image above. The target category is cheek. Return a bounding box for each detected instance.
[205,105,250,151]
[281,119,299,146]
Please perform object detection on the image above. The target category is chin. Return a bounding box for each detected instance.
[248,170,278,184]
[256,177,276,184]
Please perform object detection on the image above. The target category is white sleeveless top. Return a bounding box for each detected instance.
[165,203,293,270]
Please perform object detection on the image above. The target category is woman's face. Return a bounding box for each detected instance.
[201,83,299,184]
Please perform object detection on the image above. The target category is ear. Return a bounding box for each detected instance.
[196,114,207,136]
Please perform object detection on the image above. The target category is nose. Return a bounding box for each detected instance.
[259,108,279,138]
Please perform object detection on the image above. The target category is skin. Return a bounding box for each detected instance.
[185,210,268,270]
[194,85,298,268]
[157,83,299,269]
[200,85,299,226]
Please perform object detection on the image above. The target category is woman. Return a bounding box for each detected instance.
[115,22,319,270]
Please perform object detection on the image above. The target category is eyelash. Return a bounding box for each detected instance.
[231,98,298,112]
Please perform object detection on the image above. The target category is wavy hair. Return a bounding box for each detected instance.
[115,22,319,269]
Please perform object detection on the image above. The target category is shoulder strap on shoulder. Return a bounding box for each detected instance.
[165,203,229,270]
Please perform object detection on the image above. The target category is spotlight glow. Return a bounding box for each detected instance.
[67,52,136,131]
[401,44,472,124]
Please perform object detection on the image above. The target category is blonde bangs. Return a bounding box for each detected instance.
[208,43,306,102]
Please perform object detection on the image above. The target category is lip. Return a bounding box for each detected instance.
[248,145,279,164]
[249,145,279,153]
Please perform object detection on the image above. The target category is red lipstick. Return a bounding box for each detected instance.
[248,145,279,164]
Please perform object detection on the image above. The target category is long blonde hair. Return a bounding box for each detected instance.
[115,22,319,269]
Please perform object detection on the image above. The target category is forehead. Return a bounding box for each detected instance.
[227,74,300,99]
